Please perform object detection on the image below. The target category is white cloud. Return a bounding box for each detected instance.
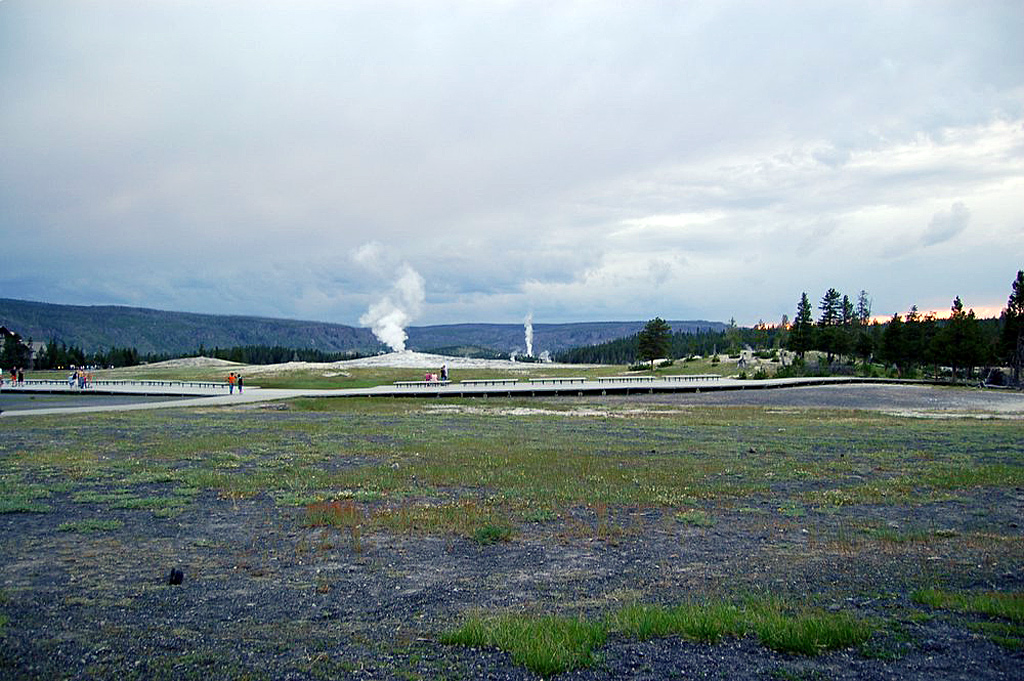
[1,2,1022,326]
[922,202,971,247]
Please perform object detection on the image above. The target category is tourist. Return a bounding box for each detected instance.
[237,374,243,393]
[227,372,236,394]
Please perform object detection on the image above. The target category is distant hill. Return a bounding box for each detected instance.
[408,320,728,356]
[0,298,378,356]
[0,298,727,357]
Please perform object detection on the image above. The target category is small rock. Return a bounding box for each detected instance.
[167,568,184,585]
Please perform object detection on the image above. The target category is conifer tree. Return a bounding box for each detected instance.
[1002,270,1024,384]
[817,288,843,363]
[787,293,814,359]
[637,318,672,369]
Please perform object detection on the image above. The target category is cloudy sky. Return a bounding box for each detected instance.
[2,1,1022,331]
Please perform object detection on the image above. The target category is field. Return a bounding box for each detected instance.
[1,384,1022,679]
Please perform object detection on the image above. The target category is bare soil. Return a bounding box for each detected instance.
[1,385,1022,680]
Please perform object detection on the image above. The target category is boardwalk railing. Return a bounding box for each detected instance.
[16,379,230,390]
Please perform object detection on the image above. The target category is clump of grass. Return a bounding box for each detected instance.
[523,508,556,523]
[472,524,513,545]
[58,518,124,534]
[610,602,744,642]
[966,621,1024,650]
[751,604,873,655]
[0,493,51,514]
[374,499,510,538]
[304,500,365,553]
[441,613,606,677]
[612,598,872,655]
[912,588,1024,623]
[0,479,52,514]
[304,500,362,529]
[913,588,1024,650]
[675,509,715,527]
[444,600,875,676]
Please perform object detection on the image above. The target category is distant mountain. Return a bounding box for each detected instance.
[408,320,728,355]
[0,298,377,356]
[0,298,727,357]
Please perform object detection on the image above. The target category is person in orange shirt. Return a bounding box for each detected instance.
[227,372,236,394]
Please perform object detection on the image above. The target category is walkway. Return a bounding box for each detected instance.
[0,375,910,417]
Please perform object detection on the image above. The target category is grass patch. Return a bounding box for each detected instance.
[441,612,606,678]
[966,621,1024,650]
[523,508,556,523]
[304,500,363,529]
[471,524,513,545]
[58,518,124,533]
[0,477,52,513]
[610,602,744,642]
[674,509,715,527]
[445,600,875,676]
[374,499,511,538]
[913,588,1024,650]
[751,604,873,655]
[912,588,1024,622]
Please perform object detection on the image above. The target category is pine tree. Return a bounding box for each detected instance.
[935,297,983,380]
[637,318,672,369]
[1001,270,1024,384]
[787,293,814,359]
[880,314,905,374]
[817,288,843,363]
[855,290,872,325]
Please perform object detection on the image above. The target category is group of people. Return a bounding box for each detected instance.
[424,364,449,382]
[68,368,93,389]
[2,367,26,387]
[226,372,244,394]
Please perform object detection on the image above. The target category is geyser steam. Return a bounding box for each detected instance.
[359,263,425,352]
[524,313,534,357]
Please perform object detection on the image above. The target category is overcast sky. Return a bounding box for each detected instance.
[2,1,1022,331]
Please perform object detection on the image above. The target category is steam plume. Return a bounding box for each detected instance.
[359,263,425,352]
[524,313,534,357]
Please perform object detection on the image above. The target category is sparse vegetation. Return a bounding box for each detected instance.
[445,598,875,676]
[1,388,1021,678]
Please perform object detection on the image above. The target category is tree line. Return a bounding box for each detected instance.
[11,339,367,370]
[555,269,1024,384]
[553,322,775,365]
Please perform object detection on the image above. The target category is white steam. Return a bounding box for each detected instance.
[524,313,534,357]
[359,263,425,352]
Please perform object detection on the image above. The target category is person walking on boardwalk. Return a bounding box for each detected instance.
[237,374,243,393]
[227,372,236,394]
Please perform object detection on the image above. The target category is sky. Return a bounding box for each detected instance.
[1,1,1022,334]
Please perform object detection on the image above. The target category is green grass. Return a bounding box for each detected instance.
[76,358,736,390]
[913,588,1024,650]
[610,602,745,642]
[441,612,607,678]
[912,588,1024,623]
[0,475,53,513]
[966,621,1024,650]
[471,524,513,545]
[58,518,124,533]
[445,599,876,676]
[675,509,715,527]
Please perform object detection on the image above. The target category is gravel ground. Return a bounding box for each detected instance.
[1,385,1021,680]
